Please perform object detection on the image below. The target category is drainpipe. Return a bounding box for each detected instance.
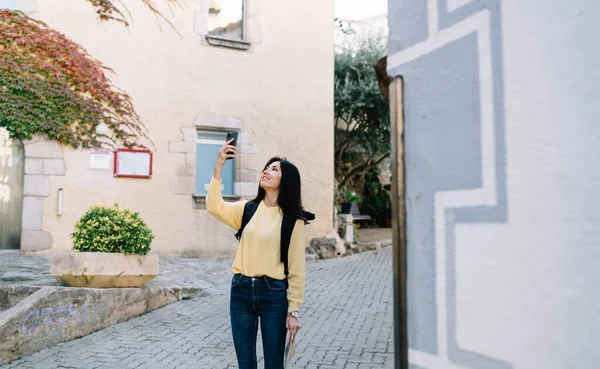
[390,76,408,369]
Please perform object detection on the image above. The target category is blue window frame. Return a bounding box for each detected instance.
[196,130,234,196]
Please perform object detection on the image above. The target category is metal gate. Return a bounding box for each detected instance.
[0,127,24,249]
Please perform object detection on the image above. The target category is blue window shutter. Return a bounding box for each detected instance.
[196,131,234,196]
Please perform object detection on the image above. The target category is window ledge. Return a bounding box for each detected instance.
[205,36,251,51]
[192,194,242,209]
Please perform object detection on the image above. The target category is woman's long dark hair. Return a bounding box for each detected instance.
[251,156,312,224]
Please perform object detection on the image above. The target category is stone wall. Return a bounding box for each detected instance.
[12,0,335,256]
[169,114,259,205]
[21,135,65,252]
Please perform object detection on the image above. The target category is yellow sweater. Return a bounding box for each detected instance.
[206,177,305,313]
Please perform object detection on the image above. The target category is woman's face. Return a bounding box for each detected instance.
[260,161,282,190]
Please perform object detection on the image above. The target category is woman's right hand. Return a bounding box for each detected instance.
[216,138,237,169]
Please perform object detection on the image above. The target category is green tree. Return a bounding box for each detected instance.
[334,36,390,191]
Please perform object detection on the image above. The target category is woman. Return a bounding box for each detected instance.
[206,139,311,369]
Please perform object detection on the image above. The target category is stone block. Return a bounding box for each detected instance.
[343,224,354,243]
[241,143,258,155]
[170,177,195,195]
[0,286,40,311]
[181,127,197,142]
[193,115,242,131]
[21,197,43,230]
[20,230,52,251]
[192,196,207,210]
[43,159,65,176]
[234,182,258,197]
[246,0,260,17]
[193,9,207,35]
[337,214,354,243]
[308,238,338,259]
[23,175,50,197]
[235,168,257,182]
[176,164,194,177]
[23,140,62,159]
[246,17,262,44]
[23,133,47,144]
[326,231,347,256]
[168,141,195,153]
[51,253,159,288]
[238,131,251,144]
[185,153,196,165]
[0,284,178,364]
[234,156,242,169]
[338,213,354,225]
[24,159,43,175]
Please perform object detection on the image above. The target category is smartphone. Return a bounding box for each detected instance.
[225,132,239,159]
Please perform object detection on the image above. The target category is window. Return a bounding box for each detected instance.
[0,0,16,10]
[196,130,234,196]
[207,0,245,41]
[0,0,35,11]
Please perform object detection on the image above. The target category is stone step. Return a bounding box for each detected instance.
[0,285,191,365]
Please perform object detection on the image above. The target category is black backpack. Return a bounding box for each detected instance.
[234,201,315,287]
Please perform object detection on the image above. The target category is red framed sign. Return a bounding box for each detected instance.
[113,149,153,178]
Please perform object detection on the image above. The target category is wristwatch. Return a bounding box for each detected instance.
[288,311,300,319]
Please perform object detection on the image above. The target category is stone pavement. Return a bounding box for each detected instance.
[1,246,394,369]
[0,251,234,294]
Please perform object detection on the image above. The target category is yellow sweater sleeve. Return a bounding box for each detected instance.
[287,220,306,313]
[206,177,247,230]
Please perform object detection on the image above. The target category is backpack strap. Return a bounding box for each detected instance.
[235,202,316,290]
[235,201,259,241]
[280,215,297,289]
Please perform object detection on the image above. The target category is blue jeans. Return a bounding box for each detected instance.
[230,274,288,369]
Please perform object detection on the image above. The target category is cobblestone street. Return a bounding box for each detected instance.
[2,247,394,369]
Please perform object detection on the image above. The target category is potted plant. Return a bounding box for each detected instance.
[51,203,158,288]
[340,190,360,214]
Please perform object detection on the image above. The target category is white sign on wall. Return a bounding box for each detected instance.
[113,149,153,178]
[89,149,111,170]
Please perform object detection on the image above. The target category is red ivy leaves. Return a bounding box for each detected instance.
[0,10,149,149]
[1,10,118,103]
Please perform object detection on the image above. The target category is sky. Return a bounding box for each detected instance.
[210,0,389,26]
[334,0,388,20]
[210,0,243,26]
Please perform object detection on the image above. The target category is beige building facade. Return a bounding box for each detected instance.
[1,0,334,256]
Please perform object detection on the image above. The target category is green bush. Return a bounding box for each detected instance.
[360,167,392,227]
[72,203,154,255]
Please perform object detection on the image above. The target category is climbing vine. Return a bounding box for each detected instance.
[87,0,183,30]
[0,9,152,148]
[0,2,183,148]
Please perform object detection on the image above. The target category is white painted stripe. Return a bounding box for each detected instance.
[428,0,440,38]
[435,10,495,358]
[387,10,490,70]
[476,11,497,204]
[435,192,449,359]
[447,0,475,13]
[389,7,498,362]
[390,8,496,361]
